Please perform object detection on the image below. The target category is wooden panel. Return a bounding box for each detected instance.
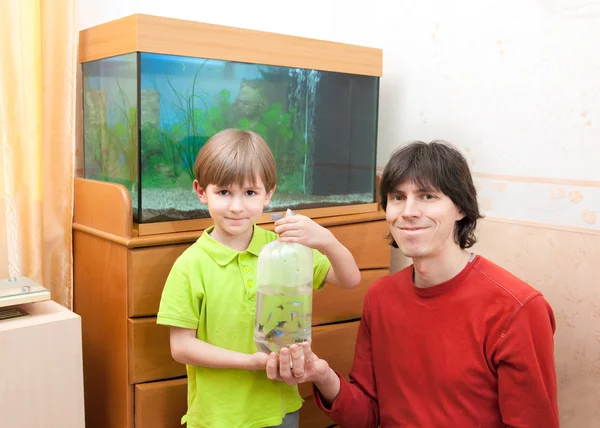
[80,15,382,76]
[135,378,187,428]
[73,178,133,238]
[136,203,378,236]
[73,231,133,428]
[298,321,360,399]
[78,15,139,63]
[129,320,358,426]
[128,243,191,317]
[138,15,381,76]
[128,211,384,249]
[129,318,186,384]
[314,269,388,325]
[128,319,359,392]
[329,220,390,269]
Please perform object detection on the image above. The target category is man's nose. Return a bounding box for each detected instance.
[402,197,420,218]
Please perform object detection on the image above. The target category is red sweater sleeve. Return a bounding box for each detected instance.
[313,295,380,427]
[493,294,559,427]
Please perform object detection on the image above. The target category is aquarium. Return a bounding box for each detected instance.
[82,53,379,223]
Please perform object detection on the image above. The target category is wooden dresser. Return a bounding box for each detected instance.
[73,177,391,428]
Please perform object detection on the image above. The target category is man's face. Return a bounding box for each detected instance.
[386,180,465,260]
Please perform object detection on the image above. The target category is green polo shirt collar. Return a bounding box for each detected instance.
[198,224,269,266]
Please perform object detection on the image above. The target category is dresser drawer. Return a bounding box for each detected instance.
[298,321,360,399]
[127,221,390,318]
[128,243,191,317]
[135,378,187,428]
[130,318,359,389]
[128,318,186,384]
[328,220,390,269]
[314,268,388,325]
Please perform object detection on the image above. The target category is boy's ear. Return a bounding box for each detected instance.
[194,180,208,204]
[264,185,276,207]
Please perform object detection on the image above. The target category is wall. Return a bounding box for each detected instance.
[78,0,600,425]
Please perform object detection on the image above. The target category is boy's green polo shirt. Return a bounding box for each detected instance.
[157,224,331,428]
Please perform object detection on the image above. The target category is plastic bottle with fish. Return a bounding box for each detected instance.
[254,209,313,354]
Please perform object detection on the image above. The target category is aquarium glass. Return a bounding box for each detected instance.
[82,53,140,220]
[83,52,379,223]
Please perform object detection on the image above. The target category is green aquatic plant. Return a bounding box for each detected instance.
[140,122,184,188]
[165,60,211,180]
[110,79,139,188]
[237,103,305,193]
[82,76,139,193]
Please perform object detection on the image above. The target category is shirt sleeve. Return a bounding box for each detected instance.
[493,294,559,427]
[313,294,380,427]
[312,248,332,290]
[156,263,204,330]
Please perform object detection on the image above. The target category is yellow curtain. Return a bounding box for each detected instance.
[0,0,78,308]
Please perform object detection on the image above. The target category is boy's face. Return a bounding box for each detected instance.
[386,180,465,260]
[194,178,275,245]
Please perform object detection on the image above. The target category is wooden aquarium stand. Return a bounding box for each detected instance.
[73,177,391,428]
[76,14,386,428]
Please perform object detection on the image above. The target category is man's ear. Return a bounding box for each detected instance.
[264,184,276,207]
[194,180,208,204]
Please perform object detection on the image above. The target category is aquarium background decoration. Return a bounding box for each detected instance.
[82,53,379,223]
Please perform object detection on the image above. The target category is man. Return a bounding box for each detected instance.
[266,141,559,427]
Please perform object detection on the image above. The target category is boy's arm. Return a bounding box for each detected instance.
[170,327,269,370]
[274,215,360,289]
[321,238,361,288]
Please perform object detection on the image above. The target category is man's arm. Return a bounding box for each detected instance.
[312,295,380,427]
[494,294,559,427]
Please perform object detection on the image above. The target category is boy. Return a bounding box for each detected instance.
[157,129,361,428]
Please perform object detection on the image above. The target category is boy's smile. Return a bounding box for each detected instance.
[194,178,275,250]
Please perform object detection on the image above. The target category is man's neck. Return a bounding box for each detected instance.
[412,247,472,288]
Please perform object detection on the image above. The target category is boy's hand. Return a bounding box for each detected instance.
[247,352,270,370]
[274,215,334,252]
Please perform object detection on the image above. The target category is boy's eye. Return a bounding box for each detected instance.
[246,190,257,196]
[218,190,229,196]
[388,194,404,202]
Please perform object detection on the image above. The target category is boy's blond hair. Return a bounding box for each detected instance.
[193,129,277,192]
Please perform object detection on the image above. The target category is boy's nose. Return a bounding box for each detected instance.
[229,197,243,212]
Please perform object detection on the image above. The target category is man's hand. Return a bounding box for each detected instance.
[266,343,331,385]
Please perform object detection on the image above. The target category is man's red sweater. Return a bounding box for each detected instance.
[314,255,559,427]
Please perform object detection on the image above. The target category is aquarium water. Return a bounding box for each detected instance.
[254,282,312,354]
[82,53,379,223]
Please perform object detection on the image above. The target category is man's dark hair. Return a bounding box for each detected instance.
[379,140,483,249]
